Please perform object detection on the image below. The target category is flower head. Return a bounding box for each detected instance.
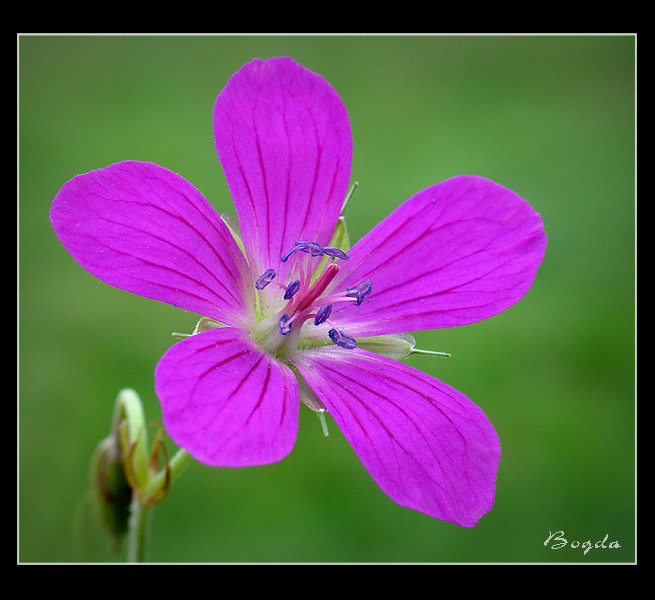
[50,57,546,527]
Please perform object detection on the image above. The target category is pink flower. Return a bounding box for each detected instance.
[50,57,546,527]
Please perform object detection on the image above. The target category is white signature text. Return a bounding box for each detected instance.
[544,531,621,555]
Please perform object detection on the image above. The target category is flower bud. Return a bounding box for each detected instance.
[88,388,173,553]
[89,433,132,552]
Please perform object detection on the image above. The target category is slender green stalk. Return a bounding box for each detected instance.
[168,448,193,479]
[127,450,191,563]
[127,497,151,563]
[126,448,192,561]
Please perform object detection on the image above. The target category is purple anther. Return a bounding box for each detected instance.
[281,241,323,262]
[296,240,324,257]
[283,279,301,300]
[280,245,300,262]
[322,246,349,260]
[314,303,332,326]
[279,314,292,335]
[328,328,357,350]
[255,268,276,289]
[345,279,373,306]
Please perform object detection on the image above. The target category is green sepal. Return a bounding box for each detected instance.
[220,213,247,260]
[118,422,149,496]
[172,316,226,340]
[329,215,351,253]
[357,332,418,360]
[357,332,451,360]
[290,365,330,437]
[113,389,149,493]
[193,316,226,334]
[143,426,171,505]
[312,215,351,284]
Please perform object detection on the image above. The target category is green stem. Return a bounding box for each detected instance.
[127,497,151,563]
[168,448,193,479]
[126,449,192,562]
[144,448,192,499]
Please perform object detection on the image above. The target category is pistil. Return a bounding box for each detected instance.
[294,263,340,314]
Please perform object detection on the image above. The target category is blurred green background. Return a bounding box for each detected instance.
[19,35,635,563]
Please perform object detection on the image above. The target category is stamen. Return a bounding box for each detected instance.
[281,241,324,262]
[322,247,349,260]
[272,240,369,351]
[314,303,332,326]
[328,328,357,350]
[255,268,276,290]
[345,279,373,306]
[283,279,301,300]
[281,246,299,263]
[296,241,324,257]
[279,314,292,335]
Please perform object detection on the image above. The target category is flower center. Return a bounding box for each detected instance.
[250,241,371,358]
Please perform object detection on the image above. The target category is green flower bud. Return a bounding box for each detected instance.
[89,433,132,552]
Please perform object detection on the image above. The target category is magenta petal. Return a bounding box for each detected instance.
[294,346,500,526]
[214,57,352,278]
[334,175,547,336]
[50,161,253,326]
[155,327,299,467]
